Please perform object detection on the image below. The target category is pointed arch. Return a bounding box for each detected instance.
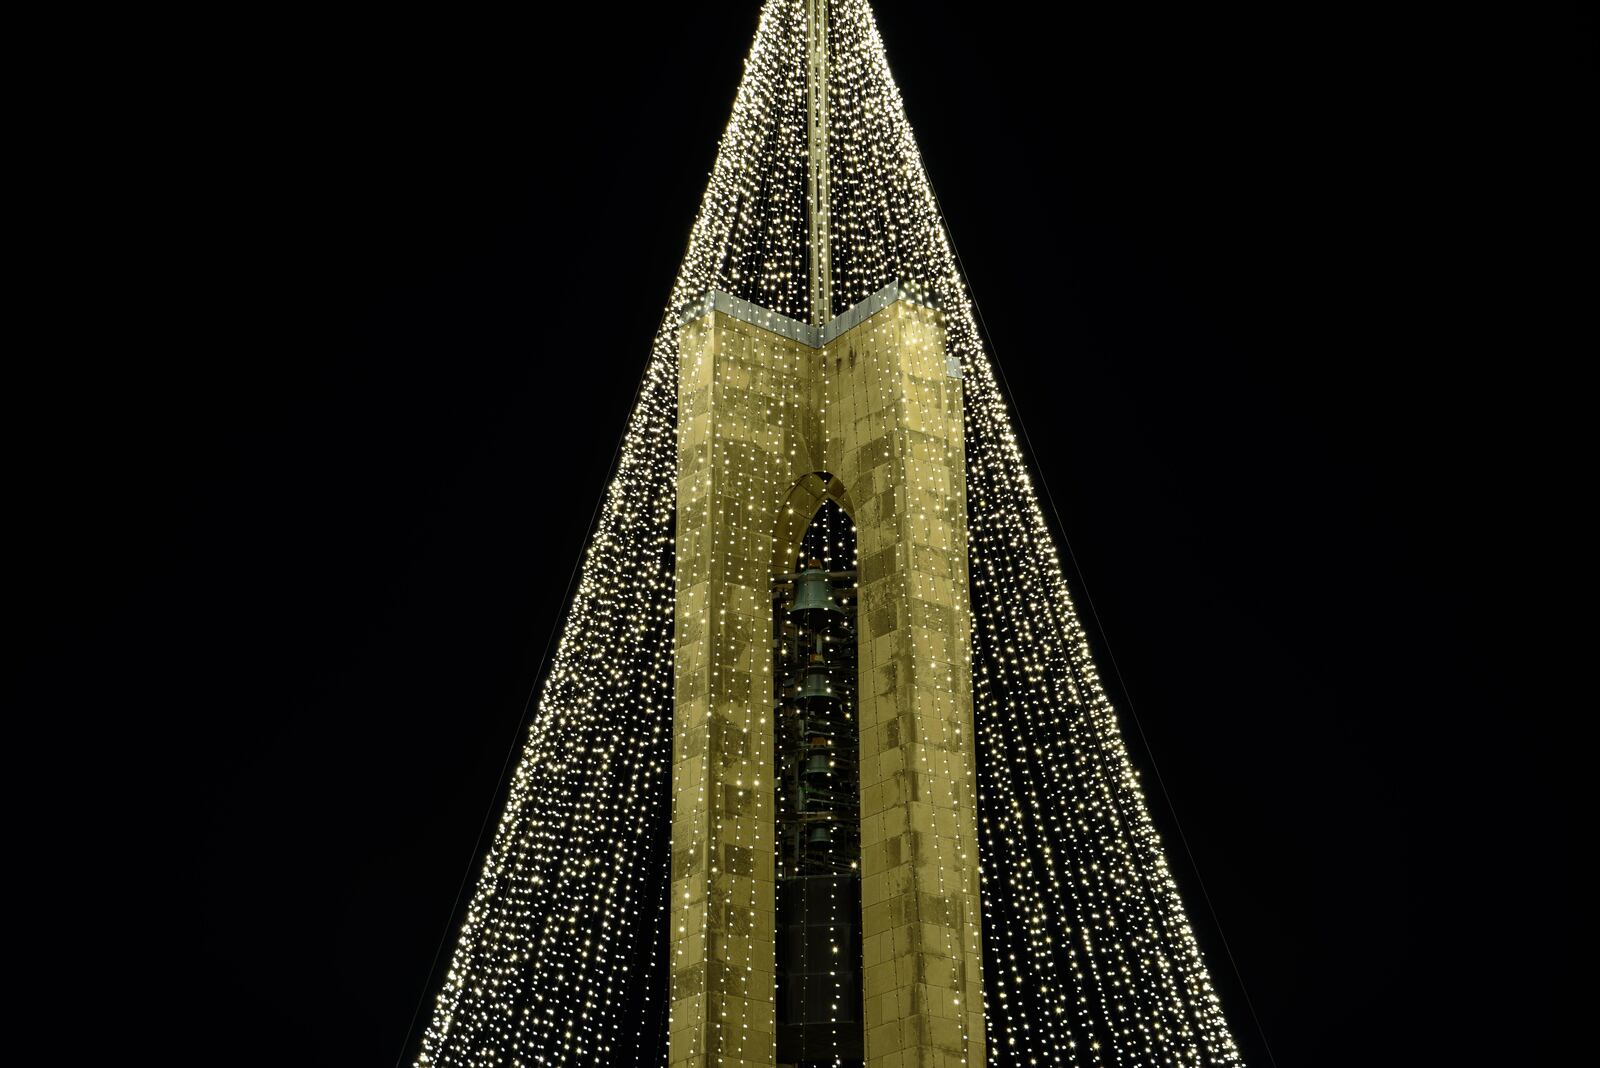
[771,470,857,576]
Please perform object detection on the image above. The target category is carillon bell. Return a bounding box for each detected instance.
[806,823,834,847]
[804,748,832,777]
[790,559,842,623]
[800,654,835,706]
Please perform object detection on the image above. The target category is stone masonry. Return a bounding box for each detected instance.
[670,285,984,1068]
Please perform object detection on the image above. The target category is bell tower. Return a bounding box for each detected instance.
[669,272,986,1067]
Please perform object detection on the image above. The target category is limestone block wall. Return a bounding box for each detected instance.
[670,294,984,1068]
[817,304,985,1068]
[671,311,804,1068]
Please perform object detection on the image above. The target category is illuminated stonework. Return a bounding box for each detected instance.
[670,287,982,1067]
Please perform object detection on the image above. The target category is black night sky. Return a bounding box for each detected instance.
[16,4,1586,1066]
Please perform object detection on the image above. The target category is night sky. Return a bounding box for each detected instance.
[16,3,1585,1066]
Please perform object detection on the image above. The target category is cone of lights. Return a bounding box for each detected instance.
[412,2,1244,1064]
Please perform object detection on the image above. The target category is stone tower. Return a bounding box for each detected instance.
[667,279,986,1067]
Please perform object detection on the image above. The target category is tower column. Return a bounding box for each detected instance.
[819,302,986,1068]
[669,310,807,1068]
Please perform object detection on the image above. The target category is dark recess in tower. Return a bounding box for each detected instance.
[774,497,864,1067]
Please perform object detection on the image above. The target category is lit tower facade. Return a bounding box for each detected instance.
[410,2,1245,1066]
[671,280,982,1066]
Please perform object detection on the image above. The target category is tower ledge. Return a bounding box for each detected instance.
[678,278,944,351]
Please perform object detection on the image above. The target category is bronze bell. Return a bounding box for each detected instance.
[804,749,832,777]
[806,822,834,847]
[790,560,842,623]
[800,654,835,706]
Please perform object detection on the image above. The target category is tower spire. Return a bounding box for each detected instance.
[805,0,832,325]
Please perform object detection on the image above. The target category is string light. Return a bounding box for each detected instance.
[413,2,1244,1065]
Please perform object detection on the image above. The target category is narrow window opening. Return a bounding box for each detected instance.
[774,498,863,1066]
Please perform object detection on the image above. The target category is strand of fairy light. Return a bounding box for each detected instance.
[412,0,1245,1064]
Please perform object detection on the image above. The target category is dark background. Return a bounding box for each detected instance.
[15,3,1586,1065]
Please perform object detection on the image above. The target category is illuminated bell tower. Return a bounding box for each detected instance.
[667,9,984,1068]
[407,2,1247,1065]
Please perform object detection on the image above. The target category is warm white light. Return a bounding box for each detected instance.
[413,2,1244,1065]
